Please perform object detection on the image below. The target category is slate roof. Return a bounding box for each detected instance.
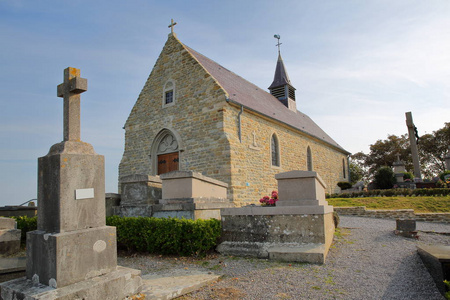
[268,53,292,89]
[184,45,349,154]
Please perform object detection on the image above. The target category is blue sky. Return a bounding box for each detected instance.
[1,1,449,206]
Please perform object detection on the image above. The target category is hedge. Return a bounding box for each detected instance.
[327,188,450,199]
[106,216,221,256]
[12,216,37,245]
[6,215,221,256]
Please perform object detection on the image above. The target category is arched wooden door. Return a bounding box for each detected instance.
[156,133,179,175]
[157,152,179,175]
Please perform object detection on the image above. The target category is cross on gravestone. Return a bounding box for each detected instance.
[57,67,87,142]
[168,18,177,34]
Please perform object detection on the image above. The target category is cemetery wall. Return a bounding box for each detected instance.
[0,207,37,218]
[335,206,450,223]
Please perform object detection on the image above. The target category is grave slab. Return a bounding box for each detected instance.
[417,244,450,296]
[140,270,220,300]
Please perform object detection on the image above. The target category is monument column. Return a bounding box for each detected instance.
[405,112,422,181]
[1,67,141,299]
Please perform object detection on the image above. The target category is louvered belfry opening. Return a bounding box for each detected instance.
[288,85,295,100]
[271,86,286,99]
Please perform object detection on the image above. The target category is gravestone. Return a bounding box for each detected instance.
[154,171,233,220]
[393,154,406,183]
[0,218,21,255]
[395,219,417,238]
[114,174,162,217]
[218,171,335,264]
[1,67,141,299]
[105,193,121,217]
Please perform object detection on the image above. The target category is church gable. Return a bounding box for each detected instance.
[120,34,232,180]
[125,34,227,128]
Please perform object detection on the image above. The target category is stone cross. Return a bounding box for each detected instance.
[168,19,177,34]
[57,67,87,142]
[405,112,422,180]
[252,131,258,147]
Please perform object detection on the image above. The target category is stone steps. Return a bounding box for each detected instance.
[268,244,326,264]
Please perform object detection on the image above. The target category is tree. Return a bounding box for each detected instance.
[374,167,396,189]
[354,123,449,180]
[349,160,364,184]
[418,122,450,178]
[352,135,411,181]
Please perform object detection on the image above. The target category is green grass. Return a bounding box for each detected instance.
[328,196,450,213]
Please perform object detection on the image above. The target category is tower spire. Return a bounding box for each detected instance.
[268,34,296,112]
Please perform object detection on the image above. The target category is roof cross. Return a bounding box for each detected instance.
[168,19,177,34]
[56,67,87,141]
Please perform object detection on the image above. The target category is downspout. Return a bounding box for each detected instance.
[238,105,244,143]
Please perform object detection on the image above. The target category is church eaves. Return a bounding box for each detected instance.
[182,43,349,155]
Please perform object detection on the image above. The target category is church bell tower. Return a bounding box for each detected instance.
[268,35,297,112]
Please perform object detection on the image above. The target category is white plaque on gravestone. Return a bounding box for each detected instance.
[75,188,94,200]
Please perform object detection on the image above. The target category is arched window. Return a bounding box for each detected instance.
[343,159,346,178]
[307,146,313,171]
[271,134,280,167]
[162,80,175,107]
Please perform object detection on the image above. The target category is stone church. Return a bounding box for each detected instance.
[119,31,350,206]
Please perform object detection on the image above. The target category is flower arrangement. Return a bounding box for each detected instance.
[259,190,278,206]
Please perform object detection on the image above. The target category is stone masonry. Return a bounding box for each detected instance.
[119,33,349,207]
[217,171,335,264]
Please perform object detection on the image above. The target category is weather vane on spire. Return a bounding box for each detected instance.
[168,19,177,34]
[274,34,282,54]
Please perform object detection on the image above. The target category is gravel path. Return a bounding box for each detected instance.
[119,216,450,299]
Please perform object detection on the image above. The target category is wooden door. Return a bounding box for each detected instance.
[157,152,179,175]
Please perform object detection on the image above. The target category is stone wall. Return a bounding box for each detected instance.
[0,206,37,218]
[335,206,450,223]
[225,105,348,205]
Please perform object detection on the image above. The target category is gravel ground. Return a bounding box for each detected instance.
[119,216,450,300]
